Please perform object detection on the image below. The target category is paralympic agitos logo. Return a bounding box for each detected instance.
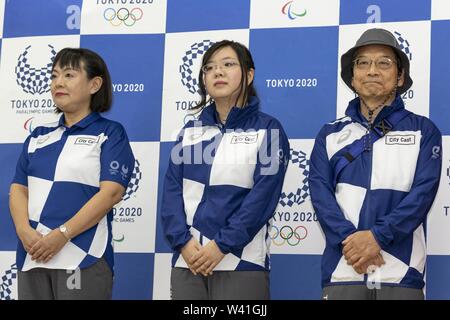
[281,1,307,20]
[23,117,35,134]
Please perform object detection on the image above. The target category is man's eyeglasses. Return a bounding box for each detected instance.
[201,60,240,74]
[353,56,396,70]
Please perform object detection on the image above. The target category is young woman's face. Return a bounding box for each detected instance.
[203,46,246,104]
[51,62,100,114]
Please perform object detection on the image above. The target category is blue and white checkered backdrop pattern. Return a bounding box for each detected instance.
[1,0,450,300]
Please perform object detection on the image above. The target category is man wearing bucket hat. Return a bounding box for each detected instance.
[309,28,442,299]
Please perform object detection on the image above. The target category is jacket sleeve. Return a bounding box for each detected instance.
[214,121,290,254]
[160,130,192,252]
[100,123,135,189]
[371,123,442,250]
[12,135,32,187]
[309,126,357,247]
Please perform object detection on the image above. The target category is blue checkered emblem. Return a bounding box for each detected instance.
[0,264,17,300]
[394,31,412,61]
[123,159,142,201]
[279,149,310,207]
[15,44,56,94]
[179,40,215,94]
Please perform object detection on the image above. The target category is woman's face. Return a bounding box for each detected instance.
[203,46,251,105]
[51,62,100,114]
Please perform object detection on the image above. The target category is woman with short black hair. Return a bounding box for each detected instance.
[10,48,135,300]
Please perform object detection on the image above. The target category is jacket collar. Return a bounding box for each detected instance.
[199,96,260,128]
[58,112,101,129]
[345,94,405,125]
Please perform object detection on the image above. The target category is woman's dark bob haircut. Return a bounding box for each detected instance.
[194,40,257,111]
[52,48,113,113]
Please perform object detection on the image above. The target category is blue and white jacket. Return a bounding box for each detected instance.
[161,96,290,271]
[309,95,442,289]
[12,113,135,273]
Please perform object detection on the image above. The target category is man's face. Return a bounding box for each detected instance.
[351,44,404,100]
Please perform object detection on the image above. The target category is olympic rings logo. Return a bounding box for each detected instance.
[270,225,308,246]
[103,7,143,27]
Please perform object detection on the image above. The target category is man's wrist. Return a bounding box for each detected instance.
[369,229,383,251]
